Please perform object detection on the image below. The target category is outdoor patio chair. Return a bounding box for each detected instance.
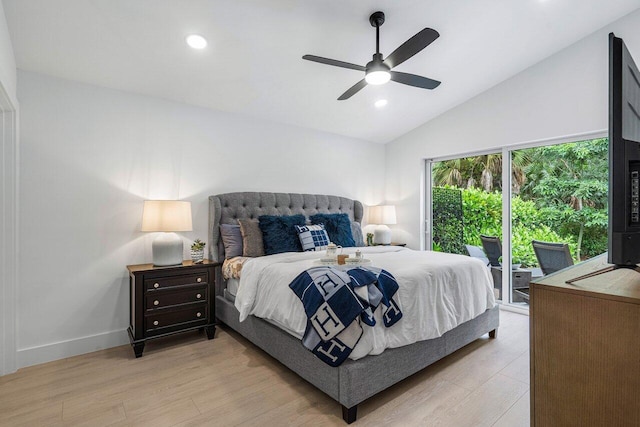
[532,240,574,275]
[464,244,490,266]
[480,235,502,267]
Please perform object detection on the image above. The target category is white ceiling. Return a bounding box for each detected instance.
[3,0,640,143]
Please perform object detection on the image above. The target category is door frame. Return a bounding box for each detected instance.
[1,83,18,375]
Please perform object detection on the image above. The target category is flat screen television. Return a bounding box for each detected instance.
[608,33,640,267]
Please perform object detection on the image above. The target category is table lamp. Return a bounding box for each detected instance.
[141,200,193,266]
[369,205,396,245]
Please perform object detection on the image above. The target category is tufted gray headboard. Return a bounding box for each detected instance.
[208,192,364,262]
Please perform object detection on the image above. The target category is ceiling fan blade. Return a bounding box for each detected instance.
[302,55,366,71]
[338,79,367,100]
[390,71,441,89]
[384,28,439,69]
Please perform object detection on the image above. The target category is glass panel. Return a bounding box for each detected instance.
[431,152,503,301]
[509,138,609,306]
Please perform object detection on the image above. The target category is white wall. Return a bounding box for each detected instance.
[0,0,18,375]
[385,8,640,249]
[16,70,385,367]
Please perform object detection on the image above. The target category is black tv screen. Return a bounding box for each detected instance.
[608,33,640,266]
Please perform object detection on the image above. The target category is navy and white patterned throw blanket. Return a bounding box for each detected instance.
[289,266,402,367]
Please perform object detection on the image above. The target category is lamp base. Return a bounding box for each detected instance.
[373,225,392,245]
[152,232,184,266]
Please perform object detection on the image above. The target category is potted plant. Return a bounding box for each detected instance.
[366,233,374,246]
[191,239,206,263]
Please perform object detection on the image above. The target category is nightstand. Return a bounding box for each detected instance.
[127,260,220,358]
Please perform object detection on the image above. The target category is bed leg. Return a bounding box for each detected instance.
[489,329,497,339]
[342,404,357,424]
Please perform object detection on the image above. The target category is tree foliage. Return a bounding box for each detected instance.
[519,138,608,259]
[432,151,532,193]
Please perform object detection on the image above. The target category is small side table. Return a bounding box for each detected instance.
[490,266,532,303]
[127,260,220,358]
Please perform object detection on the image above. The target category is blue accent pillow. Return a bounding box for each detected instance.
[258,214,306,255]
[309,213,356,247]
[296,224,330,251]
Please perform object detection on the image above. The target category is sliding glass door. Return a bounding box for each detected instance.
[427,137,608,308]
[430,152,504,301]
[507,138,608,305]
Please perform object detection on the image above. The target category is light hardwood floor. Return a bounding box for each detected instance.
[0,310,529,426]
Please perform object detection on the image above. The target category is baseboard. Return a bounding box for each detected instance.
[17,329,129,369]
[499,303,530,316]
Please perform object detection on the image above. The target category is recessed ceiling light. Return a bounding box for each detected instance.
[186,34,207,49]
[375,99,388,108]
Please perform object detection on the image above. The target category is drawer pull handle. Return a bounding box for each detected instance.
[196,312,202,318]
[197,278,202,283]
[153,300,159,306]
[153,320,159,326]
[153,283,159,289]
[196,293,202,299]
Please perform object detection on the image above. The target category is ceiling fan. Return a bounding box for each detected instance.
[303,11,441,101]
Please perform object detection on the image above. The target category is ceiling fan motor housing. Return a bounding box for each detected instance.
[366,53,390,73]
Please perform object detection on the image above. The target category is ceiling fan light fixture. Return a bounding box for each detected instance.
[365,70,391,85]
[364,70,391,85]
[365,57,391,85]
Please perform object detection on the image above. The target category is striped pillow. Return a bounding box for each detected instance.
[296,224,330,252]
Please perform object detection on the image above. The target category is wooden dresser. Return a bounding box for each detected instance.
[530,254,640,426]
[127,260,219,357]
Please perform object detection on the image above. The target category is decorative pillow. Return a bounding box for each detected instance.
[220,224,243,259]
[238,219,264,257]
[351,221,365,247]
[310,213,356,247]
[296,224,330,252]
[258,214,306,255]
[222,256,251,280]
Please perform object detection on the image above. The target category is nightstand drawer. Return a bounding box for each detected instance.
[145,304,208,336]
[145,286,207,310]
[144,272,208,291]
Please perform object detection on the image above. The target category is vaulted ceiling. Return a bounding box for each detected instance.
[4,0,640,143]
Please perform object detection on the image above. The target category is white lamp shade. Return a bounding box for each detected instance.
[141,200,193,232]
[368,205,397,225]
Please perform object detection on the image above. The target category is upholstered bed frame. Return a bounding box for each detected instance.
[208,192,499,424]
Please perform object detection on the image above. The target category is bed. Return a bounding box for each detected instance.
[209,192,499,424]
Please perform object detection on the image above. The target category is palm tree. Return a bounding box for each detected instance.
[433,152,531,194]
[474,154,502,192]
[511,150,532,194]
[432,158,468,187]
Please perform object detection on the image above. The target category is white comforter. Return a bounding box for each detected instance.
[235,246,495,360]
